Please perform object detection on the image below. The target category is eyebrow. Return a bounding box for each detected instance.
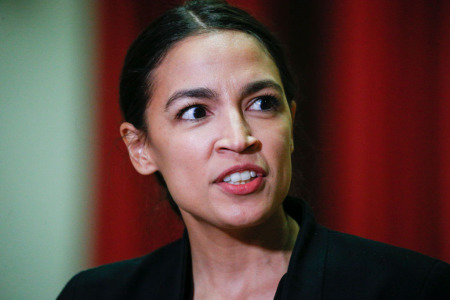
[240,80,283,99]
[165,88,217,111]
[164,79,283,111]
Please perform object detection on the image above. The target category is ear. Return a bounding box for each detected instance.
[289,100,297,122]
[289,101,296,153]
[120,122,158,175]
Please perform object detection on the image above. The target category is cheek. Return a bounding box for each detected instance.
[260,120,293,181]
[261,119,292,155]
[152,127,213,185]
[170,130,213,163]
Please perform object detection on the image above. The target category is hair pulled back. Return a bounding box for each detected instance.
[119,0,296,134]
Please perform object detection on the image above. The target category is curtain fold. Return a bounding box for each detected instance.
[315,0,450,262]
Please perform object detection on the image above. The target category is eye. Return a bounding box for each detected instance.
[178,105,208,120]
[248,95,280,111]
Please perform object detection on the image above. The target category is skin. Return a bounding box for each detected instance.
[121,31,298,300]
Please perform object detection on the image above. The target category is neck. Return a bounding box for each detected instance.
[184,205,299,299]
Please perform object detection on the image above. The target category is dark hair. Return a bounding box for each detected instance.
[119,0,297,214]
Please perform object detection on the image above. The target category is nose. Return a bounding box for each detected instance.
[214,109,260,154]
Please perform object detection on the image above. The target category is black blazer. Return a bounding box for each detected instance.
[58,197,450,299]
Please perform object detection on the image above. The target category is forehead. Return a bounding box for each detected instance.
[159,31,272,69]
[151,31,282,96]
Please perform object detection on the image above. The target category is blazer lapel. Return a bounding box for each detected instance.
[280,198,328,300]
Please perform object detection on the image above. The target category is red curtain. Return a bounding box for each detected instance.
[315,0,450,263]
[94,0,449,266]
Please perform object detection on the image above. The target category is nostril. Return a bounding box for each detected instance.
[215,111,260,153]
[215,135,260,154]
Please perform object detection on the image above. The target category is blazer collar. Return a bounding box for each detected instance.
[280,197,327,299]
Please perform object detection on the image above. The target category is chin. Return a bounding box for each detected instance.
[213,202,276,230]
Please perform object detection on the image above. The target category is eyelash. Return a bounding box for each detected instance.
[247,94,281,112]
[175,102,207,120]
[175,94,281,121]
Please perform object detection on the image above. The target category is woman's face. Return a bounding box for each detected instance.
[138,31,295,230]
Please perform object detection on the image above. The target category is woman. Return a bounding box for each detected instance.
[59,1,449,299]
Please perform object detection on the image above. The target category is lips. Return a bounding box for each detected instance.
[215,164,266,195]
[215,164,266,183]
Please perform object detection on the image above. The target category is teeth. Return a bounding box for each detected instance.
[241,171,250,180]
[223,170,257,185]
[230,172,241,182]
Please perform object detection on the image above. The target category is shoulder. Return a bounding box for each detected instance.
[322,227,450,299]
[57,239,184,300]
